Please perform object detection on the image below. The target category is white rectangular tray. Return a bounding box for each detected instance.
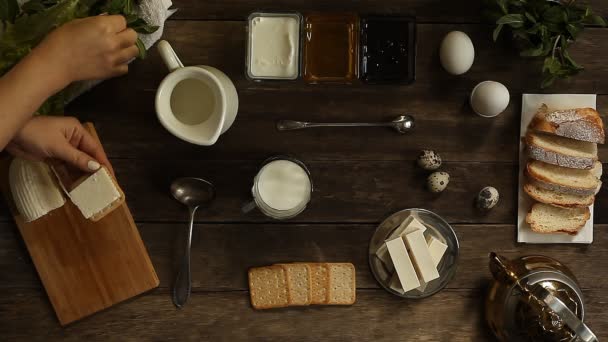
[517,94,597,244]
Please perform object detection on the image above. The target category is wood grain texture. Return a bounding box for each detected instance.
[168,0,608,24]
[0,126,159,325]
[2,159,608,224]
[0,288,606,341]
[2,222,607,291]
[64,21,608,163]
[2,1,608,339]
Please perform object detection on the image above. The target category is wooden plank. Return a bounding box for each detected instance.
[66,21,608,162]
[2,222,608,291]
[168,0,608,24]
[1,159,607,224]
[0,126,159,325]
[0,160,518,223]
[0,288,606,340]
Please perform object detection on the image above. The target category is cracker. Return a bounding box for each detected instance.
[327,263,356,305]
[248,266,289,309]
[307,263,330,304]
[277,263,312,306]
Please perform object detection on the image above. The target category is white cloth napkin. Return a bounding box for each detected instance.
[517,94,597,244]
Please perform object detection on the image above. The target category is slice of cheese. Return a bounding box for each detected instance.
[404,230,440,283]
[9,158,65,222]
[427,236,448,266]
[417,236,449,292]
[69,167,121,219]
[385,237,420,293]
[376,216,427,273]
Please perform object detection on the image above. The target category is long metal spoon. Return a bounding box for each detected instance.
[276,115,415,134]
[170,177,216,308]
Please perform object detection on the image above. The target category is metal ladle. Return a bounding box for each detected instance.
[276,115,415,134]
[170,177,216,308]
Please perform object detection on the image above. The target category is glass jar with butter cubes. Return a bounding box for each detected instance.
[368,208,459,298]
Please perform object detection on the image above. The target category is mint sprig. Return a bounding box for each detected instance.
[485,0,607,88]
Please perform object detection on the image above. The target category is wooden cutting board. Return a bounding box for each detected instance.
[0,123,159,325]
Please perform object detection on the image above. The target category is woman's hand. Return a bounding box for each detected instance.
[6,116,112,174]
[31,15,139,89]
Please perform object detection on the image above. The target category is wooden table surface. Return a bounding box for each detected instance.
[2,1,608,340]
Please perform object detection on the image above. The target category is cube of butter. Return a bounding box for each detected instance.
[385,237,420,292]
[404,230,440,283]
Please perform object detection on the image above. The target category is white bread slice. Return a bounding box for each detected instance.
[525,203,590,235]
[68,167,125,222]
[524,183,594,208]
[529,104,605,144]
[526,161,601,196]
[526,132,597,169]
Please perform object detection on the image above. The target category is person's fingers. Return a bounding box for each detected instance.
[70,123,114,175]
[52,140,101,173]
[117,28,138,49]
[102,15,127,33]
[111,64,129,77]
[5,142,43,162]
[114,45,139,65]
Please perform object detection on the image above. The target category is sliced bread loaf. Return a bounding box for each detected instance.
[529,104,605,144]
[526,132,597,169]
[525,203,590,235]
[524,183,594,208]
[526,160,601,196]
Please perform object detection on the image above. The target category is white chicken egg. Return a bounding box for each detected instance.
[470,81,510,117]
[439,31,475,75]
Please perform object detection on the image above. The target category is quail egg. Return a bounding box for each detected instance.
[476,186,499,210]
[427,172,450,193]
[417,150,442,171]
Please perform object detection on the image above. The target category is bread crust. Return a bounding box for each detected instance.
[525,133,596,169]
[529,106,605,144]
[523,183,594,208]
[526,163,598,196]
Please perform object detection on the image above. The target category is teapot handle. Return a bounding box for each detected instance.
[531,285,597,342]
[157,40,184,72]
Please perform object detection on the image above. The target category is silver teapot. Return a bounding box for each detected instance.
[485,253,597,342]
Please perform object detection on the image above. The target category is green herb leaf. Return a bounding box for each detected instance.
[135,37,146,59]
[0,0,19,23]
[128,18,159,34]
[589,14,607,26]
[525,12,537,23]
[497,13,525,28]
[543,5,566,24]
[123,0,134,15]
[493,23,504,41]
[541,74,556,88]
[520,43,545,57]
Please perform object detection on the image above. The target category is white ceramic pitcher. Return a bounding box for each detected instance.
[155,40,238,146]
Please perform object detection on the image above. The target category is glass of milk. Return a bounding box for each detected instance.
[248,157,313,219]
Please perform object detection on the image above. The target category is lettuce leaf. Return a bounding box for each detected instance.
[0,0,158,114]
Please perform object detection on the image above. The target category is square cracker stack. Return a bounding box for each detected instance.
[248,266,289,309]
[248,262,355,310]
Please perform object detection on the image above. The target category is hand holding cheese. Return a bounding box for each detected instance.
[6,116,111,174]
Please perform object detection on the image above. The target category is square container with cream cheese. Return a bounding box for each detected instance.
[246,12,302,81]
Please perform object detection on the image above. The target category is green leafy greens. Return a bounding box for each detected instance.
[484,0,606,88]
[0,0,159,114]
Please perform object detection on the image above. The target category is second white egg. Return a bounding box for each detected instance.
[439,31,475,75]
[470,81,510,118]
